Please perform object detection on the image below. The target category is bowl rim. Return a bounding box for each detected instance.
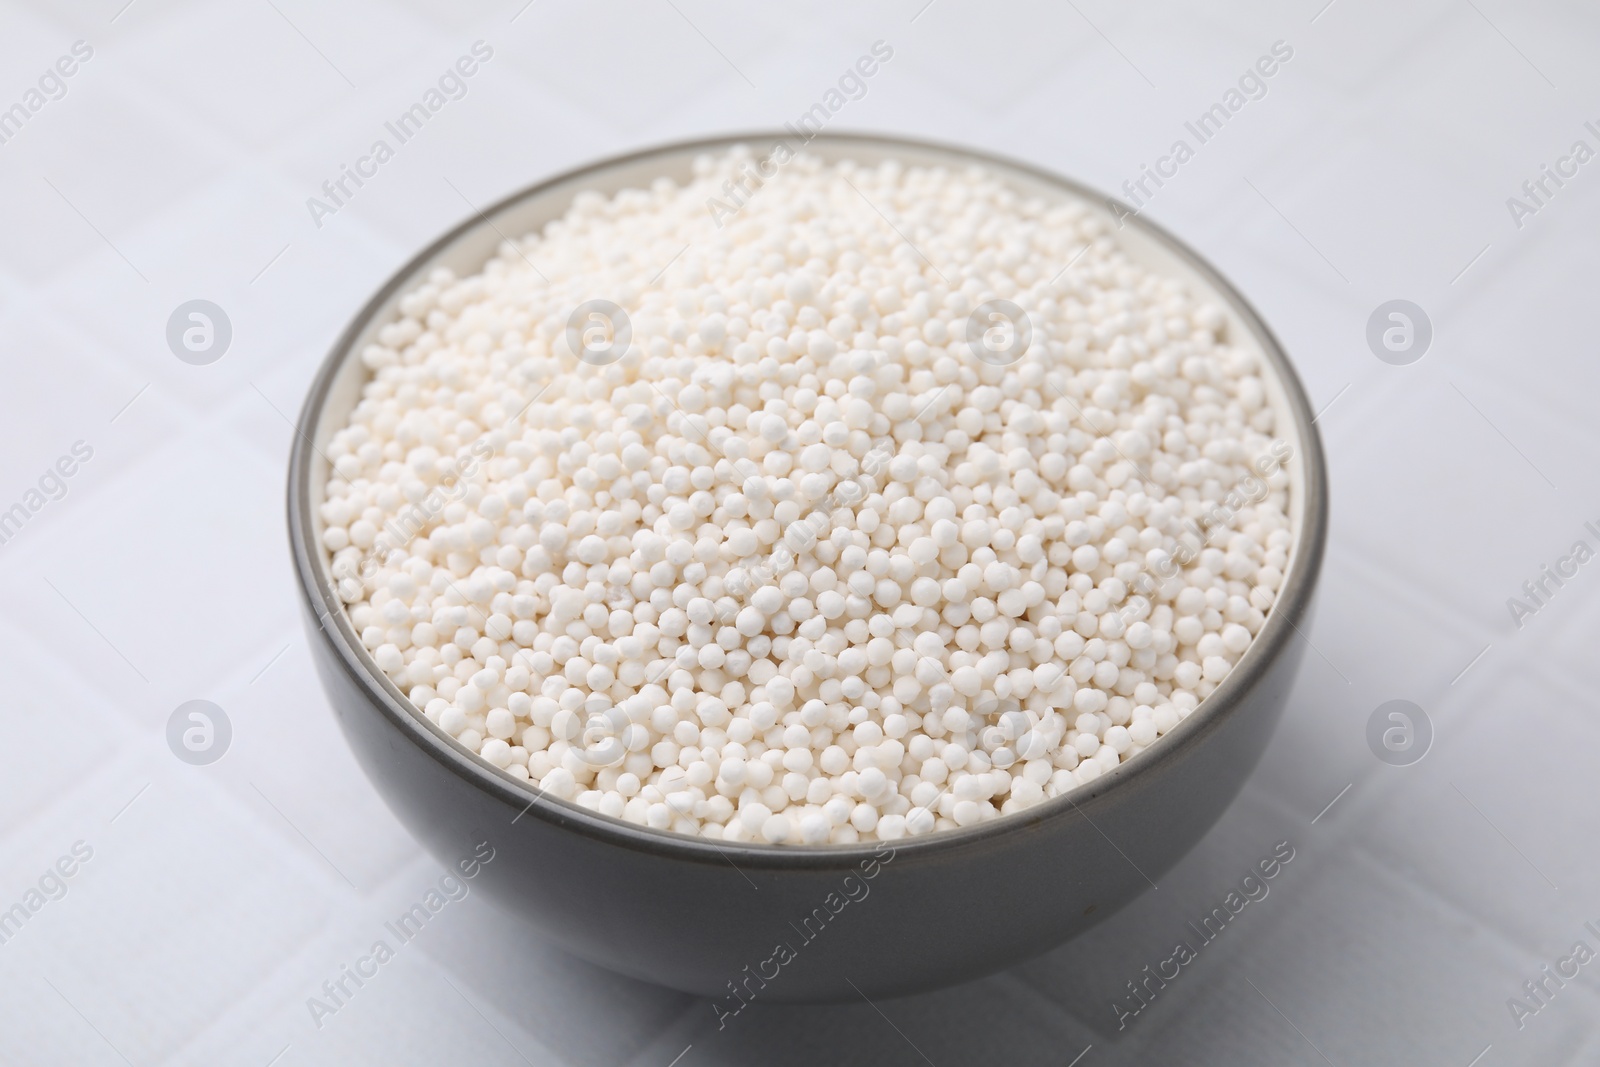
[288,129,1329,870]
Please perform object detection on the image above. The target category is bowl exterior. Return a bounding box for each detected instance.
[301,594,1310,1001]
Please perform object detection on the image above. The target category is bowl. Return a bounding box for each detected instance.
[288,131,1328,1002]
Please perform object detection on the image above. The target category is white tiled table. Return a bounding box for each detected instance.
[2,1,1597,1063]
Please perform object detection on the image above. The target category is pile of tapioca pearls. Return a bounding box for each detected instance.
[320,147,1294,843]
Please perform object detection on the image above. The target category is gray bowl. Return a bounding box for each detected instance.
[288,131,1328,1003]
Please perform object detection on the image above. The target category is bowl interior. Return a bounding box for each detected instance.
[296,131,1324,859]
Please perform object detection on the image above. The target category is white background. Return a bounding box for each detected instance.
[1,0,1597,1063]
